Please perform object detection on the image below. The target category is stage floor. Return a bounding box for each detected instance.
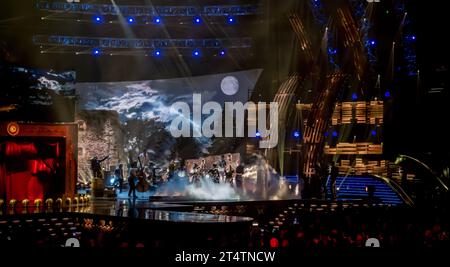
[71,199,253,223]
[1,198,254,224]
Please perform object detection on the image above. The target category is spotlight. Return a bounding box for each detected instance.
[227,16,236,24]
[193,16,202,24]
[94,16,102,23]
[92,48,100,56]
[127,17,135,24]
[328,48,337,55]
[371,130,377,136]
[219,49,226,56]
[154,17,161,24]
[384,91,391,98]
[293,131,301,139]
[154,49,161,57]
[255,131,261,138]
[193,49,201,57]
[352,93,358,101]
[332,131,338,137]
[369,40,376,46]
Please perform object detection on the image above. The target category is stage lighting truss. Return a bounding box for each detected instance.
[40,49,245,58]
[34,35,251,57]
[37,1,261,25]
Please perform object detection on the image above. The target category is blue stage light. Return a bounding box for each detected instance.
[93,48,100,56]
[219,49,226,56]
[328,48,337,55]
[371,130,377,136]
[94,16,102,23]
[193,49,201,57]
[370,40,376,46]
[193,16,202,24]
[227,16,236,24]
[293,131,301,139]
[127,17,135,24]
[255,131,261,138]
[384,91,391,98]
[154,17,161,24]
[332,131,338,137]
[324,132,329,137]
[352,93,358,101]
[154,49,161,57]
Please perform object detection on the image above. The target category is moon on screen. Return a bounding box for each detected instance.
[220,76,239,96]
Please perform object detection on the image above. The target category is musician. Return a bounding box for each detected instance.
[225,165,235,184]
[136,168,150,192]
[168,160,176,180]
[191,163,201,185]
[90,155,109,179]
[219,155,227,169]
[235,164,245,191]
[227,154,233,165]
[218,155,227,182]
[128,169,137,198]
[115,164,124,193]
[199,158,207,176]
[208,164,220,183]
[143,167,152,185]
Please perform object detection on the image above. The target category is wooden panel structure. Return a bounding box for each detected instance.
[328,101,384,125]
[337,159,388,176]
[368,101,384,124]
[355,101,367,124]
[341,102,353,124]
[324,142,383,155]
[331,103,341,125]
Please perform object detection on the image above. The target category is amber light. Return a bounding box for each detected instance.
[7,122,19,136]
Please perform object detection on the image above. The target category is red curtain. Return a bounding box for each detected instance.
[0,142,59,202]
[0,164,5,200]
[5,169,44,202]
[4,142,37,157]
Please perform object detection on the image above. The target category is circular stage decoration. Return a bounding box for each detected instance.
[7,122,20,136]
[220,76,239,96]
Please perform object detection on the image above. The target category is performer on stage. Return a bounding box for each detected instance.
[218,155,227,182]
[128,169,138,198]
[200,158,207,177]
[208,164,220,183]
[115,163,124,193]
[225,165,235,184]
[235,164,244,191]
[90,155,109,179]
[191,163,201,186]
